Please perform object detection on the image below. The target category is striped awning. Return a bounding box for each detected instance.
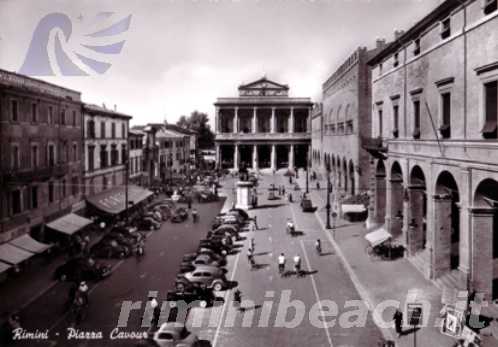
[0,261,11,274]
[0,243,35,265]
[86,185,153,215]
[46,213,93,235]
[10,234,52,254]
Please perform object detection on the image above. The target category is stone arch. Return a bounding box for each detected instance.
[389,160,404,238]
[345,104,351,119]
[472,178,498,299]
[336,105,342,121]
[408,165,427,255]
[374,160,387,224]
[342,157,348,193]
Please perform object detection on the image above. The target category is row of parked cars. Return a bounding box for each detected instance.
[152,208,251,347]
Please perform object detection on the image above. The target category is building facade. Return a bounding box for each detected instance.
[0,69,84,243]
[367,0,498,300]
[311,102,323,172]
[214,77,313,171]
[128,129,145,185]
[83,104,131,197]
[156,127,190,182]
[315,45,384,197]
[164,124,197,168]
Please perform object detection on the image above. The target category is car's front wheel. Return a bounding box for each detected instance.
[212,281,223,292]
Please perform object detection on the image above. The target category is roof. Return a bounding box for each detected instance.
[156,127,185,139]
[368,0,462,66]
[86,185,153,215]
[83,103,133,119]
[238,77,289,91]
[10,234,52,254]
[0,243,34,265]
[129,129,145,137]
[164,124,197,135]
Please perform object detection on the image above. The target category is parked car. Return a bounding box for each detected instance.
[110,226,144,243]
[91,240,131,259]
[152,323,199,347]
[196,247,227,262]
[198,239,230,256]
[171,208,188,223]
[300,198,314,212]
[166,286,221,308]
[54,256,111,282]
[191,254,226,267]
[144,211,162,223]
[134,216,161,231]
[176,266,228,291]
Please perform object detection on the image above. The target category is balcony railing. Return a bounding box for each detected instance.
[215,132,311,141]
[2,164,69,184]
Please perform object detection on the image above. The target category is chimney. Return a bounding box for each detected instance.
[114,104,117,111]
[394,30,405,40]
[376,38,386,49]
[102,102,106,109]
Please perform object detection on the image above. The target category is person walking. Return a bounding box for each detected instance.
[316,181,320,191]
[247,248,255,268]
[392,309,403,337]
[250,237,255,251]
[278,253,286,275]
[253,216,258,230]
[293,255,301,276]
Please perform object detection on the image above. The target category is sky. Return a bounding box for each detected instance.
[0,0,442,127]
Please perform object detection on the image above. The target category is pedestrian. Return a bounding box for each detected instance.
[316,181,320,191]
[293,255,301,276]
[247,248,255,267]
[250,237,255,251]
[187,197,192,209]
[253,216,258,230]
[392,309,403,337]
[278,253,286,275]
[282,186,286,195]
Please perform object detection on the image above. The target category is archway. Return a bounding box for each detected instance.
[257,145,271,168]
[220,145,234,169]
[239,145,252,170]
[408,166,427,256]
[389,162,404,238]
[375,160,386,225]
[342,158,348,194]
[473,179,498,300]
[349,160,355,195]
[276,145,289,169]
[435,171,460,273]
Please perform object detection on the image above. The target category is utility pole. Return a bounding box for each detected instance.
[325,167,331,229]
[305,150,309,194]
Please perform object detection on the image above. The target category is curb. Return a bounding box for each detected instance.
[313,208,397,343]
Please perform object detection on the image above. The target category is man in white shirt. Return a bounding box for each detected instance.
[278,253,286,275]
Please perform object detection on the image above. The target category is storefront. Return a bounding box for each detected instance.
[86,185,153,217]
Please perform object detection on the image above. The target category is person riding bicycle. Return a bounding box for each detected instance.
[286,219,295,234]
[192,208,199,222]
[278,253,286,275]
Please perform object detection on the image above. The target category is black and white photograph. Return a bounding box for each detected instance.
[0,0,497,346]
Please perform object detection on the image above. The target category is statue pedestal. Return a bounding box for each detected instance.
[235,181,254,210]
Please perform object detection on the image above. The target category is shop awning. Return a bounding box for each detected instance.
[365,227,392,248]
[0,243,35,265]
[0,261,11,274]
[9,234,52,254]
[86,185,153,215]
[46,213,93,235]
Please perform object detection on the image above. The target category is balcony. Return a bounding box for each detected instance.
[361,136,387,159]
[215,132,311,141]
[2,164,69,184]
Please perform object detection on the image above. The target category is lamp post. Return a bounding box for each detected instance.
[325,167,332,229]
[305,151,309,194]
[125,146,130,222]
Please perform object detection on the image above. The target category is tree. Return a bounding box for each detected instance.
[176,111,214,149]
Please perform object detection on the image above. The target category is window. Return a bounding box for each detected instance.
[31,144,39,168]
[121,123,125,138]
[48,144,55,167]
[60,109,65,125]
[103,176,108,190]
[440,17,451,39]
[73,143,78,162]
[48,106,53,124]
[71,177,78,196]
[88,145,95,171]
[111,144,118,166]
[413,100,421,139]
[482,80,498,138]
[101,121,106,138]
[484,0,497,15]
[111,123,116,138]
[11,144,19,169]
[378,109,383,137]
[440,93,451,138]
[100,145,108,168]
[11,190,22,215]
[31,186,38,209]
[11,100,18,122]
[393,52,399,67]
[32,103,37,123]
[413,38,421,56]
[393,105,399,138]
[48,181,54,203]
[61,179,66,198]
[121,144,127,165]
[87,120,95,139]
[61,142,68,163]
[346,120,353,134]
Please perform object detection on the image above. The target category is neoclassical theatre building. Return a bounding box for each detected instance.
[367,0,498,301]
[214,77,312,171]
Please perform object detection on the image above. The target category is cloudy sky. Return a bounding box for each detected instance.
[0,0,441,126]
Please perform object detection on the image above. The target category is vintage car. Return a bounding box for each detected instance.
[91,239,131,259]
[152,323,199,347]
[176,266,228,292]
[300,198,314,212]
[171,208,189,223]
[54,256,111,282]
[166,286,221,308]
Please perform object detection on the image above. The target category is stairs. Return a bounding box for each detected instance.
[434,269,466,292]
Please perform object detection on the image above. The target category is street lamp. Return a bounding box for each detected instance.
[305,151,309,194]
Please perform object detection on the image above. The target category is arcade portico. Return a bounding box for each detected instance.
[214,77,312,171]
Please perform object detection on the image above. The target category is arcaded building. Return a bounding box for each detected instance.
[314,44,385,196]
[214,77,312,171]
[367,0,498,300]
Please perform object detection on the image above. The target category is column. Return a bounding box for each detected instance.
[288,144,294,170]
[271,107,276,133]
[407,186,425,256]
[252,144,258,170]
[233,144,239,171]
[233,107,239,134]
[252,107,257,134]
[289,107,294,133]
[215,144,220,169]
[459,168,471,284]
[270,144,276,171]
[374,173,386,224]
[215,106,220,133]
[469,208,495,300]
[431,194,452,278]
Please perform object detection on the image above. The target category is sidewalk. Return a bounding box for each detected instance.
[293,170,464,347]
